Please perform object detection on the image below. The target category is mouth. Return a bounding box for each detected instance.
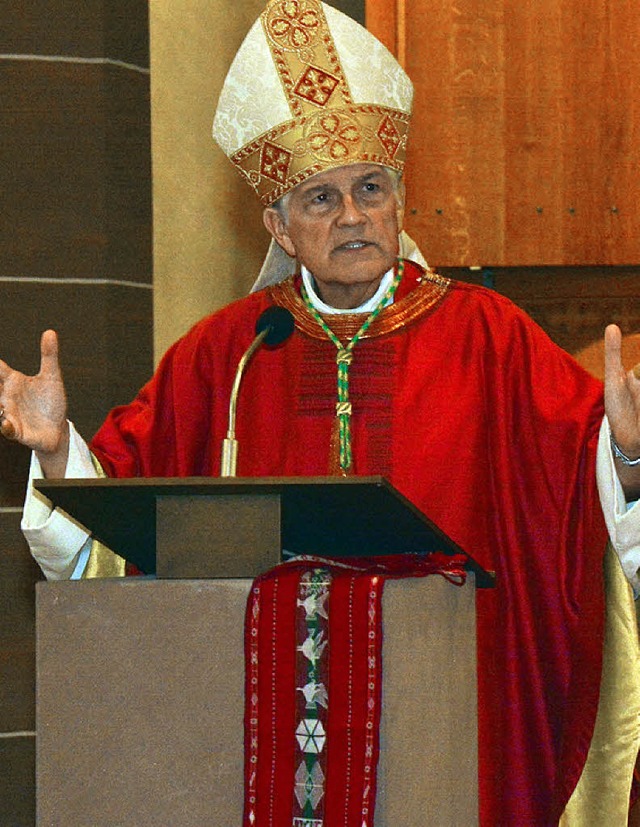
[334,240,375,252]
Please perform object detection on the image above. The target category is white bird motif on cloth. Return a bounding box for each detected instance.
[297,630,327,664]
[297,680,329,709]
[297,589,329,619]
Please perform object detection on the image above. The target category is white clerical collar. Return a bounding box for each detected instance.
[301,265,396,315]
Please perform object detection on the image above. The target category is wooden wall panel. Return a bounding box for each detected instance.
[2,2,151,823]
[442,265,640,366]
[0,62,150,282]
[367,0,640,266]
[0,738,35,826]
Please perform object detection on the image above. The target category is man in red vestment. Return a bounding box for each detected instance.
[3,1,640,823]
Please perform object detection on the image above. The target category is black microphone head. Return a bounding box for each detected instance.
[255,306,295,347]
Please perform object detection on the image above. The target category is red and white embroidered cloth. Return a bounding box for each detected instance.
[243,553,467,827]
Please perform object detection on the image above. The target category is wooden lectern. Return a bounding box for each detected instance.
[35,476,489,826]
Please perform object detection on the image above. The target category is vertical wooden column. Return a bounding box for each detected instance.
[149,0,267,360]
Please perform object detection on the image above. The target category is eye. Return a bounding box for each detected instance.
[306,190,335,211]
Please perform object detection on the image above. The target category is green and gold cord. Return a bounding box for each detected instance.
[301,259,404,473]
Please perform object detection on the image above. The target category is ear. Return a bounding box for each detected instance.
[263,208,297,258]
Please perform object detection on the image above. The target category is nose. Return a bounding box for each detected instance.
[336,194,366,226]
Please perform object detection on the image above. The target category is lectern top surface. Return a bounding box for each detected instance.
[35,476,492,586]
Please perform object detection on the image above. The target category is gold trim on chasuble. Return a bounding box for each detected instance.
[560,544,640,824]
[268,266,451,341]
[231,0,411,205]
[82,453,127,579]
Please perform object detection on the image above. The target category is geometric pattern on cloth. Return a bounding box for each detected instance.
[294,569,331,824]
[260,141,293,184]
[243,553,467,827]
[294,66,340,106]
[294,759,325,809]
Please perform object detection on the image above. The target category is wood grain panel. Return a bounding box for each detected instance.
[367,0,640,266]
[442,265,640,364]
[502,0,564,263]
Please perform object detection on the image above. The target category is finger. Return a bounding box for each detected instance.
[604,324,623,386]
[39,329,61,377]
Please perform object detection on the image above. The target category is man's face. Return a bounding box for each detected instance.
[263,163,404,309]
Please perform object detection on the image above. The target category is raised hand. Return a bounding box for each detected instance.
[0,330,69,477]
[604,324,640,497]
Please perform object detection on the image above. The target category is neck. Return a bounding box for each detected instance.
[315,280,383,309]
[302,264,397,313]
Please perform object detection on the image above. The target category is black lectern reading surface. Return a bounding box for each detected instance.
[35,476,493,586]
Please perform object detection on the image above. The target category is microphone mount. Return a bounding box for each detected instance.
[220,306,294,477]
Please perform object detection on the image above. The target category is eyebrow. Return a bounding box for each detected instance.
[299,171,386,198]
[300,183,333,198]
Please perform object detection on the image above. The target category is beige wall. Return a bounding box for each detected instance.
[149,0,366,361]
[150,0,268,360]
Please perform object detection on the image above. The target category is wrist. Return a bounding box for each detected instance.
[36,422,70,478]
[610,433,640,466]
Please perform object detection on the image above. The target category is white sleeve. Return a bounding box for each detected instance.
[21,422,98,581]
[596,416,640,595]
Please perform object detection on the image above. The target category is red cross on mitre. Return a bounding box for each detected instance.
[377,115,401,158]
[260,141,293,184]
[294,65,340,107]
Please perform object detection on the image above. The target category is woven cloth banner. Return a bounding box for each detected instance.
[243,552,467,827]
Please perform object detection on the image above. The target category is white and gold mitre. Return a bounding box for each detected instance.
[212,0,414,206]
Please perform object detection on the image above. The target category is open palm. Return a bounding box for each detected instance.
[0,330,68,455]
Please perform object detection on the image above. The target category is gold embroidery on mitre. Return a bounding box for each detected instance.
[264,0,323,54]
[260,142,293,184]
[263,0,352,118]
[294,65,340,107]
[232,106,410,205]
[306,110,362,162]
[229,0,411,205]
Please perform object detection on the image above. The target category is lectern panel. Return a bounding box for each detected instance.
[156,494,281,577]
[37,576,478,825]
[36,579,251,826]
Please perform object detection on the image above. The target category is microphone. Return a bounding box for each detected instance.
[220,306,295,477]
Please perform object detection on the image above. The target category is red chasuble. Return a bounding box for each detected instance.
[90,261,608,825]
